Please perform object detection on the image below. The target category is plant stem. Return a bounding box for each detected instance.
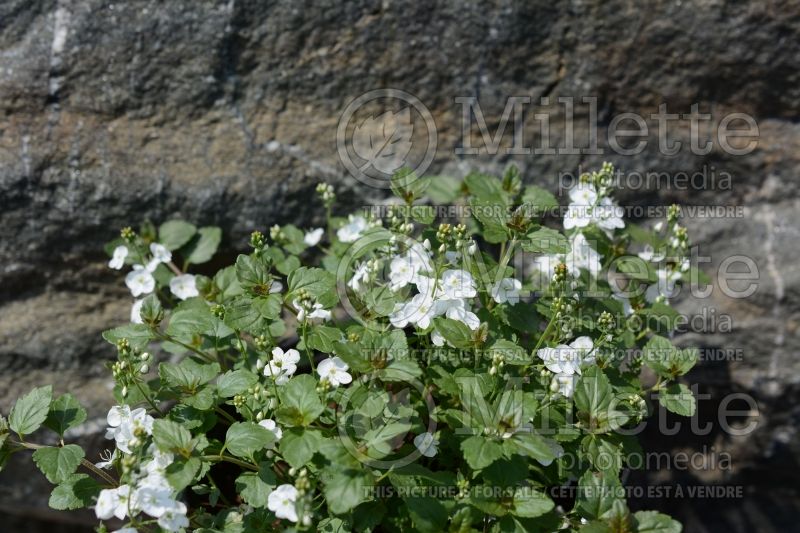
[201,454,259,471]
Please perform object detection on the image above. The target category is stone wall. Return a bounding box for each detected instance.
[1,1,798,531]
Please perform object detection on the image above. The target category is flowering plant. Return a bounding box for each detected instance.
[0,164,698,532]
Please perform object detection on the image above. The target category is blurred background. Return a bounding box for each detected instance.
[0,1,798,532]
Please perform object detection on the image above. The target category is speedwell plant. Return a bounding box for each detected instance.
[0,164,699,532]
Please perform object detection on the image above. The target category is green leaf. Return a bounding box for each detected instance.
[280,428,323,469]
[167,305,234,341]
[521,227,569,254]
[159,220,197,250]
[44,394,87,436]
[216,369,259,398]
[643,336,696,378]
[581,435,623,475]
[101,324,153,350]
[139,293,163,324]
[32,445,84,484]
[391,167,430,202]
[9,385,52,436]
[275,375,325,427]
[307,326,344,354]
[225,422,275,459]
[521,185,558,212]
[574,368,620,433]
[184,226,222,264]
[503,433,557,465]
[160,359,220,390]
[404,497,448,532]
[575,470,624,520]
[461,435,504,470]
[426,175,462,203]
[633,510,682,533]
[490,339,526,365]
[49,473,100,510]
[152,419,193,453]
[614,256,657,282]
[288,267,336,306]
[235,254,273,295]
[236,466,277,507]
[223,295,282,335]
[434,317,473,349]
[512,487,554,518]
[660,383,696,416]
[323,469,370,515]
[166,456,202,492]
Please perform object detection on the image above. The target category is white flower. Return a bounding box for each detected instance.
[551,373,576,398]
[413,432,439,457]
[134,484,179,518]
[112,528,139,533]
[537,336,595,376]
[105,405,154,454]
[150,243,172,264]
[109,245,129,269]
[430,330,447,347]
[566,233,601,278]
[95,484,132,520]
[337,215,368,243]
[125,265,155,297]
[489,278,522,304]
[317,357,352,387]
[440,269,477,299]
[265,347,300,385]
[157,506,189,532]
[389,292,437,330]
[563,203,593,230]
[130,299,145,324]
[270,280,283,294]
[389,255,418,291]
[268,484,299,522]
[143,448,173,477]
[304,228,324,246]
[348,263,370,292]
[258,419,283,443]
[293,300,332,322]
[568,182,598,206]
[169,274,199,300]
[436,298,480,330]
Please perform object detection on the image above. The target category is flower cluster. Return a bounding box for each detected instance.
[0,164,696,533]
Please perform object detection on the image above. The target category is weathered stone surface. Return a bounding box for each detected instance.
[1,1,798,531]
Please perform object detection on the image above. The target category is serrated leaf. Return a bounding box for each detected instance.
[276,374,325,428]
[9,385,52,436]
[44,394,87,436]
[225,422,275,459]
[280,428,323,469]
[101,324,153,350]
[575,470,624,520]
[32,445,84,484]
[633,510,682,533]
[152,419,193,453]
[512,487,554,518]
[49,473,100,510]
[521,227,569,254]
[323,469,371,515]
[216,369,259,398]
[236,466,277,508]
[659,383,696,416]
[461,435,504,470]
